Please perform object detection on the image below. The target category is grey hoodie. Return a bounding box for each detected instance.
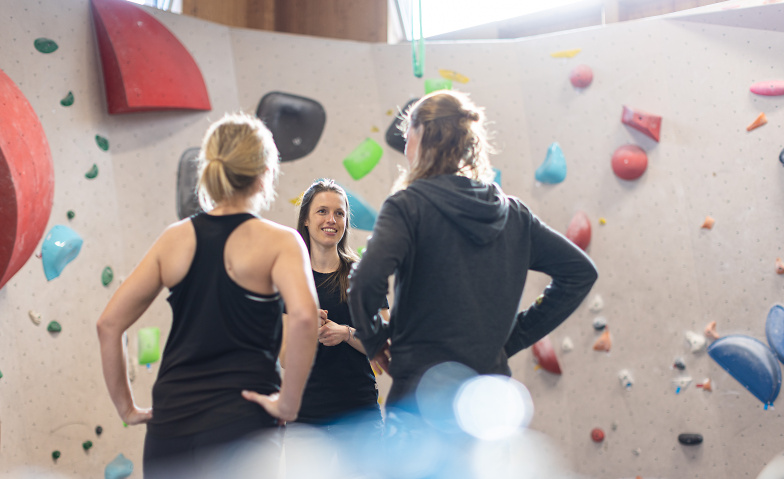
[348,175,597,405]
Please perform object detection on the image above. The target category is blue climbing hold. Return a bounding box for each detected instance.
[341,186,378,232]
[41,225,83,281]
[105,453,133,479]
[493,167,502,187]
[535,142,567,184]
[708,334,781,407]
[765,304,784,364]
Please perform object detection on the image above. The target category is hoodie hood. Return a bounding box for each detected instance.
[406,175,509,245]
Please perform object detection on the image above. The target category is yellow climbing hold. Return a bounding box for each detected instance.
[289,192,304,207]
[438,69,470,84]
[599,217,607,225]
[371,126,380,133]
[550,48,582,58]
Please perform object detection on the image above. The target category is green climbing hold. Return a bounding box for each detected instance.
[66,210,75,220]
[0,370,3,379]
[52,450,61,460]
[425,78,452,94]
[47,321,62,333]
[95,135,109,151]
[95,425,103,436]
[343,138,383,180]
[34,38,58,54]
[358,246,366,258]
[101,266,113,287]
[82,440,93,451]
[60,91,74,107]
[85,164,98,179]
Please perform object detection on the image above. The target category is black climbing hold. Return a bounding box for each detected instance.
[678,433,703,445]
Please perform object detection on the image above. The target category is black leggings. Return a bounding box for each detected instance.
[144,419,283,479]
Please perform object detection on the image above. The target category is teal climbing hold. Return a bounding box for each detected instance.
[95,135,109,151]
[102,266,114,286]
[47,321,62,333]
[343,139,382,180]
[34,38,58,54]
[85,164,99,179]
[41,225,83,280]
[105,453,133,479]
[60,91,74,107]
[535,142,567,184]
[341,185,378,232]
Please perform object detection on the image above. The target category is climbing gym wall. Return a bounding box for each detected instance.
[1,0,784,478]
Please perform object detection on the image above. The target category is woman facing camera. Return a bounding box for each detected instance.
[97,113,319,477]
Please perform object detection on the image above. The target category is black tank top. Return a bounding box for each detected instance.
[147,213,283,437]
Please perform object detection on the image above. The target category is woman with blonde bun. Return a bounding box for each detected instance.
[97,113,319,477]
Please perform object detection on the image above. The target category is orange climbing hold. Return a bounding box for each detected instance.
[621,105,661,142]
[593,328,611,352]
[775,257,784,274]
[566,211,591,251]
[704,321,720,340]
[696,378,712,392]
[746,112,767,132]
[701,216,715,229]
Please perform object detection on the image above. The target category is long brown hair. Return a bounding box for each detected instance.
[398,90,494,189]
[296,179,359,302]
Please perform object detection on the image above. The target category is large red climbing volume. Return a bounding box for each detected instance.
[0,69,54,289]
[90,0,211,114]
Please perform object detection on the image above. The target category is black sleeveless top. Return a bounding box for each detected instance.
[147,213,283,437]
[295,270,385,424]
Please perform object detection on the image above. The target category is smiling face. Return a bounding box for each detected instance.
[304,191,347,249]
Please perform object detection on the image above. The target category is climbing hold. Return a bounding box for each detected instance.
[35,38,59,54]
[532,336,562,375]
[621,106,661,142]
[357,246,366,258]
[779,148,784,167]
[747,112,767,132]
[82,440,93,451]
[569,65,593,88]
[289,192,304,207]
[85,164,99,179]
[95,425,103,436]
[256,92,325,162]
[672,376,693,393]
[593,328,611,352]
[28,310,42,325]
[52,450,61,460]
[341,185,378,231]
[535,142,567,184]
[343,138,383,180]
[701,216,715,229]
[705,320,720,340]
[765,304,784,364]
[101,266,114,287]
[424,78,452,94]
[592,316,607,331]
[685,330,707,353]
[590,428,605,443]
[411,0,424,78]
[598,217,606,225]
[438,69,469,84]
[776,258,784,275]
[0,370,3,379]
[561,336,574,352]
[534,294,544,306]
[750,80,784,96]
[588,294,604,313]
[41,225,83,280]
[60,91,74,107]
[696,378,712,392]
[95,135,109,151]
[385,98,419,154]
[677,433,703,445]
[493,167,502,187]
[618,369,633,389]
[550,48,581,58]
[66,210,75,220]
[565,211,591,251]
[105,453,134,479]
[673,357,686,370]
[138,327,161,365]
[708,335,781,407]
[632,448,641,456]
[47,321,62,333]
[611,144,648,180]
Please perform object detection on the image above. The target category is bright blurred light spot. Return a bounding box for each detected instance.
[416,362,478,432]
[470,429,572,479]
[417,0,585,38]
[454,375,533,440]
[124,0,146,4]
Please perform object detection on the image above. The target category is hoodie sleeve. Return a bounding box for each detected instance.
[504,212,598,357]
[348,195,413,359]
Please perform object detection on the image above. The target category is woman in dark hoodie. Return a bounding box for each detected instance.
[347,90,598,410]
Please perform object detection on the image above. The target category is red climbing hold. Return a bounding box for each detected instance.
[621,105,661,142]
[569,65,593,88]
[611,144,648,180]
[591,428,605,442]
[532,336,562,375]
[566,211,591,251]
[90,0,211,114]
